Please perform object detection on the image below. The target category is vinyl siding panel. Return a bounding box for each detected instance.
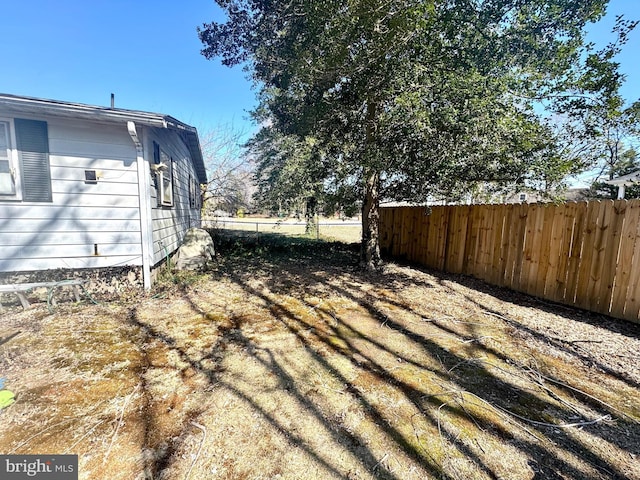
[146,127,202,266]
[0,116,143,273]
[0,231,141,246]
[0,243,141,259]
[50,164,139,183]
[0,256,142,271]
[0,205,140,220]
[0,218,141,233]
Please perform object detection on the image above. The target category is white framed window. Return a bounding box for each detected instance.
[0,117,52,202]
[157,149,174,207]
[519,193,527,202]
[189,174,200,209]
[0,120,16,196]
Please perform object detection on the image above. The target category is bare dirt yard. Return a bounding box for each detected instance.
[1,232,639,480]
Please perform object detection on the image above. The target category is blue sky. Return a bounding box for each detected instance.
[0,1,255,135]
[0,0,638,141]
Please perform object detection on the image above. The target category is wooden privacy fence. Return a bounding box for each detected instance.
[379,200,640,323]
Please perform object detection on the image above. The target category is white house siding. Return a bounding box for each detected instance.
[145,127,201,266]
[0,116,143,272]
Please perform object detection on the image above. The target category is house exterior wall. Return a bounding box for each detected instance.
[0,114,144,273]
[145,127,202,266]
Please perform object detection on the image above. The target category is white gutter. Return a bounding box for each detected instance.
[127,121,153,289]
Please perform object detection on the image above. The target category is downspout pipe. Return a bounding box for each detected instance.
[128,121,153,289]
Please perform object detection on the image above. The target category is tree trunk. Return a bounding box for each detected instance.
[361,168,381,270]
[305,196,317,236]
[360,98,381,271]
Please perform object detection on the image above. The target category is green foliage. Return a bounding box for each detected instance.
[589,148,640,199]
[199,0,628,266]
[552,15,640,179]
[248,126,360,217]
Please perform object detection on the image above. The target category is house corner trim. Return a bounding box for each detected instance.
[127,121,153,289]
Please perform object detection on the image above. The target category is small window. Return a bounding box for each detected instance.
[189,174,194,208]
[0,121,15,195]
[0,118,52,202]
[519,193,527,202]
[156,148,173,207]
[189,174,200,209]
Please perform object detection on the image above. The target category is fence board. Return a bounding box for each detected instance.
[386,208,396,256]
[443,206,458,272]
[425,208,438,267]
[595,200,625,314]
[381,208,391,255]
[435,207,449,271]
[563,202,587,304]
[479,205,494,279]
[380,199,640,323]
[476,205,487,279]
[585,201,611,312]
[490,205,506,286]
[511,204,528,291]
[447,206,469,274]
[410,208,421,264]
[534,204,556,298]
[399,208,411,259]
[550,203,575,303]
[519,203,538,294]
[464,206,479,276]
[611,200,640,319]
[622,201,640,321]
[543,203,566,299]
[574,201,601,310]
[499,204,515,286]
[486,205,499,284]
[488,204,501,282]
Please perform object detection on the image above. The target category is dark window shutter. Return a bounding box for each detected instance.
[15,118,52,202]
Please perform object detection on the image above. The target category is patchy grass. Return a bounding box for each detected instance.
[1,232,639,479]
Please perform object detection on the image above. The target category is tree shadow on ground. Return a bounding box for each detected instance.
[391,259,640,393]
[389,256,640,342]
[141,231,639,479]
[128,295,423,479]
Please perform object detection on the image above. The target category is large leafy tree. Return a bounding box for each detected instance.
[553,16,640,187]
[199,0,612,269]
[247,127,360,222]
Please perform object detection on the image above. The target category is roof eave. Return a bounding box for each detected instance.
[0,93,168,128]
[602,170,640,186]
[0,93,207,183]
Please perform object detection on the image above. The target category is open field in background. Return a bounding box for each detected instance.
[0,232,639,479]
[202,216,362,244]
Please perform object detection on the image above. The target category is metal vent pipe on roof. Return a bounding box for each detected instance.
[110,93,114,108]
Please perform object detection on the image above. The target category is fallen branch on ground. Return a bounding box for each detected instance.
[185,421,207,480]
[103,385,139,465]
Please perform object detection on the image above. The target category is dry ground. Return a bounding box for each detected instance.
[0,232,639,480]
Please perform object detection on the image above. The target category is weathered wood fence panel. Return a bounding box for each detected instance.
[379,200,640,323]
